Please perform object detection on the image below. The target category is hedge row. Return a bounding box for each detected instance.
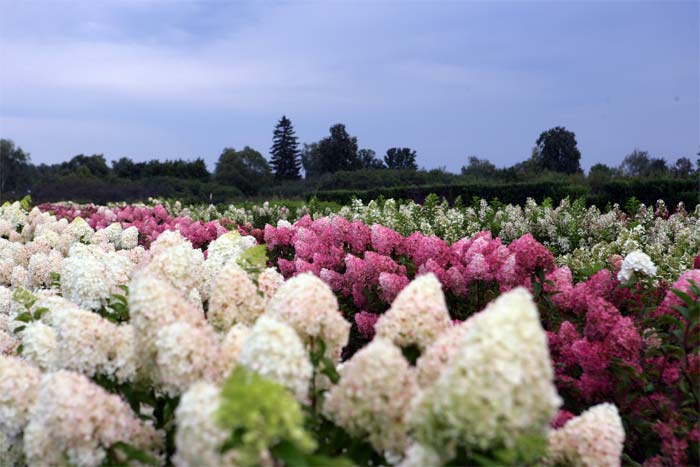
[32,175,242,205]
[310,178,699,208]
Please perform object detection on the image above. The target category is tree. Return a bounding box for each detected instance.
[317,124,362,173]
[619,149,671,178]
[461,156,497,178]
[671,157,694,178]
[359,149,385,169]
[112,157,138,179]
[648,157,668,177]
[384,147,418,170]
[588,163,618,181]
[0,139,32,201]
[214,146,272,195]
[301,143,323,178]
[535,127,582,174]
[270,116,302,181]
[61,154,110,177]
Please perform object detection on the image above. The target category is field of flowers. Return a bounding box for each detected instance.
[1,197,698,466]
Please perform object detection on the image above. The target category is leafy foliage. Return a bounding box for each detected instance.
[216,366,316,466]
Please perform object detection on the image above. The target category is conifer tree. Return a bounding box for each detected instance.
[270,116,302,180]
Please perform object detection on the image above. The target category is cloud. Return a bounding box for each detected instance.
[0,0,697,171]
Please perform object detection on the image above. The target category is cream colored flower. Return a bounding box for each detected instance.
[410,287,561,455]
[324,338,417,457]
[208,262,264,330]
[238,315,312,403]
[375,273,452,351]
[545,403,625,467]
[266,273,350,361]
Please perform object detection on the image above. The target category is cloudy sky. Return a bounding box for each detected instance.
[0,0,697,172]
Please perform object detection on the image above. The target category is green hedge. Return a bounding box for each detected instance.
[310,181,589,205]
[32,175,242,205]
[588,178,699,208]
[311,178,699,207]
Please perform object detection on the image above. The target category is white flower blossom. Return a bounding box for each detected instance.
[24,370,160,467]
[238,315,312,403]
[545,403,625,467]
[375,273,452,351]
[324,337,417,457]
[410,287,561,456]
[0,356,41,436]
[617,250,657,283]
[174,382,237,467]
[155,322,223,396]
[208,263,264,330]
[266,273,350,361]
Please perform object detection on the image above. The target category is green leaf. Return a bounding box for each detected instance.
[271,440,308,467]
[33,307,49,320]
[15,312,33,323]
[670,288,695,308]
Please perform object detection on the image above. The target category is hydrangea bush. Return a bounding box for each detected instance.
[0,199,697,466]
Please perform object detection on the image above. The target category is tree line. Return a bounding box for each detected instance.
[1,118,698,203]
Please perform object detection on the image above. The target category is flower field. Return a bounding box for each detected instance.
[0,197,698,466]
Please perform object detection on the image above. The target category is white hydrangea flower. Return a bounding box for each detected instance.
[61,243,131,310]
[155,322,223,396]
[220,324,250,377]
[0,202,26,229]
[174,382,237,467]
[375,273,452,351]
[410,287,561,456]
[65,217,94,243]
[257,267,285,303]
[27,249,62,289]
[116,244,150,267]
[100,223,123,245]
[0,356,42,436]
[0,220,12,238]
[238,315,312,403]
[47,308,137,383]
[24,370,160,467]
[617,250,657,283]
[202,231,257,299]
[324,338,417,457]
[0,286,12,319]
[128,271,206,380]
[150,229,187,256]
[415,322,469,387]
[266,273,350,361]
[208,262,264,330]
[9,266,28,289]
[119,226,139,250]
[187,287,205,314]
[144,239,204,296]
[545,403,625,467]
[20,322,57,371]
[0,330,19,356]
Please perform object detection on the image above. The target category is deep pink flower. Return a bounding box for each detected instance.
[550,409,575,429]
[355,311,379,339]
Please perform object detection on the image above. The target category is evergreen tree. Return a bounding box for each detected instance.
[270,116,301,180]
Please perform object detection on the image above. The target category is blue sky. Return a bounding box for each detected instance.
[0,0,697,172]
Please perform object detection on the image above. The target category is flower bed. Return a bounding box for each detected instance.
[0,200,697,466]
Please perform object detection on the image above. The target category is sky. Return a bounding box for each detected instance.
[0,0,698,172]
